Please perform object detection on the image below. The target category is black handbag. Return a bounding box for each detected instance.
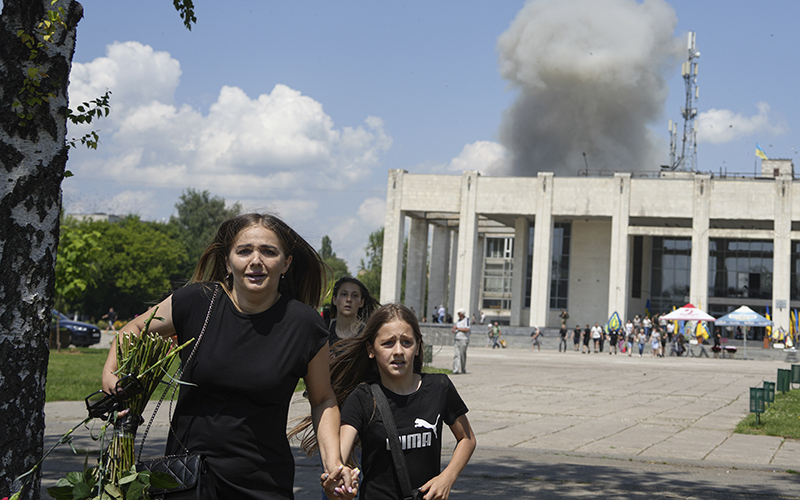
[135,285,218,499]
[370,383,424,500]
[137,454,207,499]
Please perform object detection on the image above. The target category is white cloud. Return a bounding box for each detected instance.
[356,197,386,228]
[696,102,786,144]
[68,42,391,195]
[448,141,509,175]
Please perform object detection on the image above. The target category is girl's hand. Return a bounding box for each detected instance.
[321,466,359,500]
[417,474,454,500]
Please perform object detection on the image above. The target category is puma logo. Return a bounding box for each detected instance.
[414,415,440,439]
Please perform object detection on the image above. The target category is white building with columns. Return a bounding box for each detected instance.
[380,162,797,334]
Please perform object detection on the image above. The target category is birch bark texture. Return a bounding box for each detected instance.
[0,1,82,498]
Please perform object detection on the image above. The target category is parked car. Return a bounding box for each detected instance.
[50,310,102,348]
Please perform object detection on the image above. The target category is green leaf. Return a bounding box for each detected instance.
[126,480,147,500]
[66,471,83,485]
[103,483,122,498]
[64,170,74,177]
[72,481,93,499]
[118,473,138,485]
[45,485,74,500]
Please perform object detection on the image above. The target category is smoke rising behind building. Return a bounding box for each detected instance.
[497,0,684,176]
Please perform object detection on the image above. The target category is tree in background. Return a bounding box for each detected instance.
[170,188,241,279]
[80,217,187,320]
[319,235,350,304]
[54,217,102,314]
[358,227,384,300]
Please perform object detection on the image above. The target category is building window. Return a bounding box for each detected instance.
[708,239,773,299]
[525,223,534,308]
[549,223,571,310]
[482,237,513,310]
[631,236,643,298]
[650,237,691,314]
[792,241,800,302]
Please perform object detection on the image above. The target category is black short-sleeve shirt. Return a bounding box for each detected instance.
[340,374,468,500]
[167,283,328,499]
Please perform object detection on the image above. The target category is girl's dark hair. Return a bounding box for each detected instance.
[289,303,424,456]
[330,276,380,321]
[192,213,326,307]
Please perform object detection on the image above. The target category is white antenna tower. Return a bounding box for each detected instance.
[669,31,700,171]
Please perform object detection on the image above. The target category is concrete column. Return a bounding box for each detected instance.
[510,217,529,326]
[448,229,458,317]
[380,170,406,303]
[427,224,450,322]
[607,173,631,320]
[773,175,792,331]
[405,218,428,319]
[529,173,553,327]
[454,171,480,318]
[690,174,710,309]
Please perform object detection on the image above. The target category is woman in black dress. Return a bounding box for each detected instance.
[102,213,351,499]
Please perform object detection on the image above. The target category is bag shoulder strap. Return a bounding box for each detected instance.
[370,383,414,500]
[137,284,218,461]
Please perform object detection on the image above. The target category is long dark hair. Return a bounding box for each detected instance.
[192,213,326,307]
[330,276,380,321]
[289,303,424,456]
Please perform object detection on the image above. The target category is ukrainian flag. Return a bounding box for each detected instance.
[645,299,651,318]
[607,311,621,332]
[766,305,773,340]
[756,143,768,160]
[696,321,709,340]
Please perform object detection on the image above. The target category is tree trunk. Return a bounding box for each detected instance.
[0,1,82,498]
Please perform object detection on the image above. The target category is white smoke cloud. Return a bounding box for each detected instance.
[696,102,786,144]
[448,141,509,175]
[497,0,682,175]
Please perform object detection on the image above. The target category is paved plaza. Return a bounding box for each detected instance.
[39,344,800,498]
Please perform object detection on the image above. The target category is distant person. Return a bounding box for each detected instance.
[438,304,446,324]
[530,326,541,351]
[572,324,582,351]
[607,328,619,355]
[558,324,568,352]
[101,307,117,333]
[583,324,592,353]
[560,308,569,327]
[591,323,603,353]
[480,310,486,325]
[491,322,502,349]
[327,276,380,346]
[452,308,470,374]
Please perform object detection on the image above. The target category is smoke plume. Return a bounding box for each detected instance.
[497,0,683,176]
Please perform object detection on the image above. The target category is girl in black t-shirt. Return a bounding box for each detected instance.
[314,304,477,500]
[328,276,380,346]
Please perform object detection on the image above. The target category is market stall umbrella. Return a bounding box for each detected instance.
[661,303,716,322]
[715,306,773,359]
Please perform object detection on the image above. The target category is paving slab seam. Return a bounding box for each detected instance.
[478,445,800,474]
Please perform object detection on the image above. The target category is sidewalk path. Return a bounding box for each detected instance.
[40,345,800,498]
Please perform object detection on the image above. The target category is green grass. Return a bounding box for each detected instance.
[422,366,452,375]
[46,348,111,402]
[735,389,800,439]
[46,347,178,402]
[47,348,306,402]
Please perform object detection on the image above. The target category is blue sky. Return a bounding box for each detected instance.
[58,0,796,269]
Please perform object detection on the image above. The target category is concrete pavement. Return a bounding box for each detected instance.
[38,344,800,498]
